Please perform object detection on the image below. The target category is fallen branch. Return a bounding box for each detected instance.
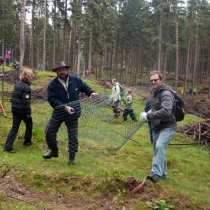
[131,177,147,195]
[1,165,15,178]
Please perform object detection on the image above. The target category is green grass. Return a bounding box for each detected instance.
[0,71,210,209]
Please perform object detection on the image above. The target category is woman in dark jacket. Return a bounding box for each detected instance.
[4,69,34,153]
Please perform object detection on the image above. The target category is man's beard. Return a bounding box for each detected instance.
[58,74,67,80]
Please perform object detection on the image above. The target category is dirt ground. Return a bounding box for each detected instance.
[1,70,210,209]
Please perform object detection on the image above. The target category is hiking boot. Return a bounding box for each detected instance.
[43,149,58,159]
[68,155,75,164]
[68,158,75,164]
[3,148,16,153]
[146,174,159,183]
[23,141,34,146]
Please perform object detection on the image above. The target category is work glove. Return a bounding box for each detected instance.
[27,114,32,119]
[140,112,148,121]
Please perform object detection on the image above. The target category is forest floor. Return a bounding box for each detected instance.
[1,70,210,209]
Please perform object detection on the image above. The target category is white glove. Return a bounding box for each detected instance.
[148,109,151,113]
[140,112,148,121]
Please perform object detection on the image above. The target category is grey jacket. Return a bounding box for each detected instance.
[147,83,177,132]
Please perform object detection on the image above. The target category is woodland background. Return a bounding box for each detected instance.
[1,0,210,93]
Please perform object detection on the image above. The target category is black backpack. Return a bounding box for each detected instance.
[159,90,185,121]
[115,84,124,97]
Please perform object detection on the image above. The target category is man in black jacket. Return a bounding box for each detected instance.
[43,61,98,164]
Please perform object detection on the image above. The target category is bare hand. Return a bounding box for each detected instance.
[65,106,75,114]
[90,92,98,97]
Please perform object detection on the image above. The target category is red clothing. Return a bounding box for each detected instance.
[85,70,90,76]
[5,51,11,59]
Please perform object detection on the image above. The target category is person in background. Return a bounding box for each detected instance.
[4,69,34,153]
[85,69,90,79]
[193,88,196,96]
[189,87,193,95]
[144,99,153,143]
[5,50,11,66]
[43,61,98,164]
[122,89,137,122]
[109,78,122,117]
[0,57,5,77]
[140,71,176,183]
[12,60,20,70]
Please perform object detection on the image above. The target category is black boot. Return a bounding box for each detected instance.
[43,149,58,159]
[68,155,75,164]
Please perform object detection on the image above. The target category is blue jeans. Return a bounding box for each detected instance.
[150,128,175,178]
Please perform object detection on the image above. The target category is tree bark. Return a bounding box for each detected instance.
[43,0,47,71]
[20,0,27,69]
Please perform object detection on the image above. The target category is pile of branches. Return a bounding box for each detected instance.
[177,119,210,148]
[3,70,20,84]
[183,97,210,118]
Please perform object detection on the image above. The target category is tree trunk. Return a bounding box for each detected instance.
[20,0,27,69]
[72,25,76,73]
[184,39,191,97]
[175,9,179,91]
[43,0,47,71]
[67,20,73,65]
[63,0,67,61]
[29,0,35,68]
[158,14,162,72]
[76,0,82,76]
[193,29,198,89]
[88,23,92,74]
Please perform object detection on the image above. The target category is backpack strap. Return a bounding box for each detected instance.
[159,89,176,113]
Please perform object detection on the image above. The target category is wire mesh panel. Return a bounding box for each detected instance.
[33,87,149,160]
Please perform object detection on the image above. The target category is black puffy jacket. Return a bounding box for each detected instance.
[11,81,32,114]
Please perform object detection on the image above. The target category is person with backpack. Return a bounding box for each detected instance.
[122,89,137,122]
[189,87,193,95]
[193,88,196,96]
[109,78,122,117]
[12,60,20,70]
[140,71,176,183]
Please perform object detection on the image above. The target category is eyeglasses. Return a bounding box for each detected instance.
[150,79,159,83]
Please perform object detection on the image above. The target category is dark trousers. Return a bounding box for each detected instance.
[45,116,78,158]
[6,58,9,66]
[123,109,137,121]
[112,101,121,116]
[148,121,153,142]
[4,112,33,150]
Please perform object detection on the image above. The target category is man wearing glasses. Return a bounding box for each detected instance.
[140,71,176,183]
